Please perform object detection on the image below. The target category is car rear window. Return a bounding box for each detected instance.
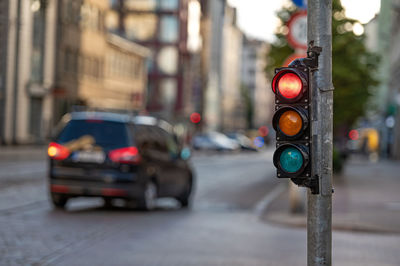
[56,120,131,149]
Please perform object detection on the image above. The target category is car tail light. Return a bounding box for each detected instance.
[101,188,127,196]
[50,184,69,193]
[48,142,70,160]
[108,147,141,164]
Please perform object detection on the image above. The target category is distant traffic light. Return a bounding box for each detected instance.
[258,126,269,137]
[190,112,201,124]
[272,58,317,192]
[348,129,359,140]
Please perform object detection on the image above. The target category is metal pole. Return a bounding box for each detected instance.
[307,0,333,265]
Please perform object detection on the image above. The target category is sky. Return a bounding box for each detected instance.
[227,0,381,42]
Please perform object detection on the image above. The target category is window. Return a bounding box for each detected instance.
[57,120,130,149]
[30,0,45,83]
[64,49,78,74]
[160,78,177,111]
[125,14,158,41]
[125,0,157,11]
[157,46,178,74]
[64,1,81,24]
[159,15,179,43]
[159,0,179,10]
[80,4,102,31]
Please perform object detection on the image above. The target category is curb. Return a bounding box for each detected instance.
[261,186,400,235]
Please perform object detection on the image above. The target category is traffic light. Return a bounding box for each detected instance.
[190,112,201,124]
[271,58,318,193]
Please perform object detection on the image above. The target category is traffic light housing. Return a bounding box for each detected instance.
[272,57,318,193]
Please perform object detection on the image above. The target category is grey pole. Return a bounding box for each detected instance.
[307,0,333,265]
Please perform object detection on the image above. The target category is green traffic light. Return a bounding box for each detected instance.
[279,147,303,173]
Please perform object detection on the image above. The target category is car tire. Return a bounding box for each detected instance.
[176,178,193,208]
[137,180,157,211]
[51,193,68,209]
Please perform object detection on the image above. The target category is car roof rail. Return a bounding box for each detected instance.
[70,105,140,116]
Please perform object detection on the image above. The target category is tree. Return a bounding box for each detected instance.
[240,84,254,129]
[266,0,379,138]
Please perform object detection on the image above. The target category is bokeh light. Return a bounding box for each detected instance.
[190,112,201,124]
[349,129,359,140]
[253,136,264,148]
[258,126,269,137]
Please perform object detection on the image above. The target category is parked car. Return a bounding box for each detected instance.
[48,111,194,210]
[226,132,258,151]
[192,131,240,151]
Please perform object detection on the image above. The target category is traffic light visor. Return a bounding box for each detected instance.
[279,110,302,136]
[279,147,303,173]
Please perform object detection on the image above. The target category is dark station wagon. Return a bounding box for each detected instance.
[48,111,194,210]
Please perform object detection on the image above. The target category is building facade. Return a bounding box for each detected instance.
[110,0,202,122]
[390,0,400,159]
[54,0,150,123]
[221,5,245,131]
[200,0,247,131]
[365,0,400,159]
[0,0,58,144]
[0,0,150,145]
[200,0,225,131]
[241,36,274,129]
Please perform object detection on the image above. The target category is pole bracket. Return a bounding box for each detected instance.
[290,176,319,194]
[288,41,322,71]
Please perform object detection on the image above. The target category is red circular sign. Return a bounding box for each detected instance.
[287,10,307,50]
[283,53,307,67]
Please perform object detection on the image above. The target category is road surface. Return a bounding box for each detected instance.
[0,149,399,265]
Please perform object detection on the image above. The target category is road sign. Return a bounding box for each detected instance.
[292,0,307,9]
[287,11,307,50]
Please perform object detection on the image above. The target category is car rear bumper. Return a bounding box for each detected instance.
[49,178,145,199]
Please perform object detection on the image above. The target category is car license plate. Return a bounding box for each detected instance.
[72,151,105,163]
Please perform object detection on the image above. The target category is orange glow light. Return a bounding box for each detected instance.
[279,110,303,136]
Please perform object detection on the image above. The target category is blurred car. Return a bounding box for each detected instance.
[48,111,194,210]
[226,132,258,151]
[192,132,240,151]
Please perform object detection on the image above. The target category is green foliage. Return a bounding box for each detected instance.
[240,84,254,129]
[266,0,380,135]
[333,146,345,174]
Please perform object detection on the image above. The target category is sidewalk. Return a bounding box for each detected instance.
[263,155,400,234]
[0,145,47,161]
[0,145,47,184]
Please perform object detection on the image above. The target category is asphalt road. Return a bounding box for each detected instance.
[0,149,399,266]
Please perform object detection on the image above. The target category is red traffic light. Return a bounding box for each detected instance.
[348,129,359,140]
[258,126,269,137]
[278,73,302,99]
[272,70,306,102]
[190,112,201,124]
